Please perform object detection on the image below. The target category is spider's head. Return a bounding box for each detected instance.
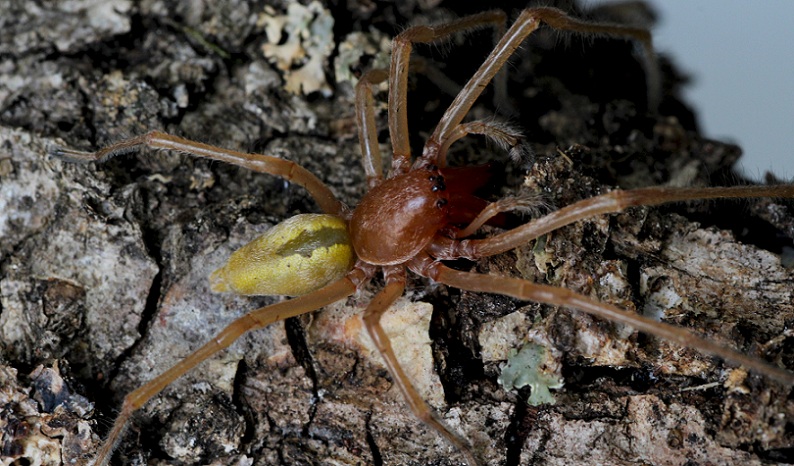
[350,168,450,266]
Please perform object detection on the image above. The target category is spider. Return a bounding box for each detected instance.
[51,6,794,466]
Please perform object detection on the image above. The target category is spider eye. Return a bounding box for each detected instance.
[431,175,446,192]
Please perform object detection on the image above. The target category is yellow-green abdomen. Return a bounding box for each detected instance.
[210,214,355,296]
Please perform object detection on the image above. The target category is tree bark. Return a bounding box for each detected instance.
[1,1,792,465]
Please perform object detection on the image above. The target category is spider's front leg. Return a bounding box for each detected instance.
[422,7,655,166]
[383,10,507,173]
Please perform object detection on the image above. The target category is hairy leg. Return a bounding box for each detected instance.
[51,130,345,216]
[436,120,528,168]
[410,254,794,385]
[426,7,654,164]
[428,184,794,259]
[388,11,507,174]
[362,266,478,465]
[355,69,389,187]
[88,270,368,466]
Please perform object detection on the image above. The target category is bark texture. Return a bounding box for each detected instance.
[1,1,792,465]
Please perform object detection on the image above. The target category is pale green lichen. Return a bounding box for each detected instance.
[258,1,334,96]
[334,29,391,89]
[498,342,563,406]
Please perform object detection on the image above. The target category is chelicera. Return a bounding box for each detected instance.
[53,7,794,466]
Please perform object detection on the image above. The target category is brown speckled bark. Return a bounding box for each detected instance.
[1,1,792,465]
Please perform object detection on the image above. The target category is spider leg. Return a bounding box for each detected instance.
[362,266,478,466]
[50,130,344,216]
[356,68,389,187]
[436,120,529,168]
[426,7,654,165]
[455,194,547,239]
[90,271,367,466]
[410,255,794,386]
[429,184,794,260]
[389,11,507,174]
